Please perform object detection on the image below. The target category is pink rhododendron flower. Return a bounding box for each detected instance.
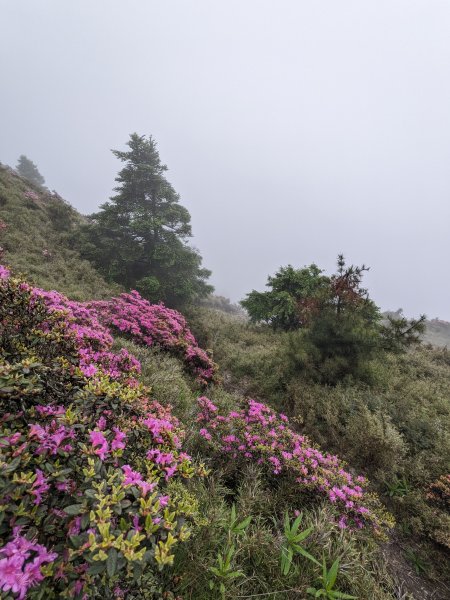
[89,430,109,460]
[28,422,75,455]
[122,465,156,496]
[111,427,126,451]
[30,469,49,505]
[0,533,57,599]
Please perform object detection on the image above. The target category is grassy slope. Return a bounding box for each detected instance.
[0,164,119,300]
[1,165,447,598]
[118,339,401,600]
[188,307,450,598]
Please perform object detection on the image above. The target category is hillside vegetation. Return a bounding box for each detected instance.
[0,164,119,299]
[0,164,448,600]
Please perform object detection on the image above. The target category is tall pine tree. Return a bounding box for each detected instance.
[78,134,212,308]
[16,155,45,188]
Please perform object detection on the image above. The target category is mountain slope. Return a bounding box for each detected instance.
[423,318,450,347]
[0,164,119,300]
[0,161,448,599]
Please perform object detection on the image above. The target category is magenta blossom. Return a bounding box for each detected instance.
[89,430,109,460]
[0,533,57,599]
[196,397,380,530]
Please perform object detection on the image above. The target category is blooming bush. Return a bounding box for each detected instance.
[28,285,217,387]
[197,397,393,533]
[88,291,218,386]
[23,190,40,203]
[0,271,203,598]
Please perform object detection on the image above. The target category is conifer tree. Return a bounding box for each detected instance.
[78,134,212,308]
[16,155,45,188]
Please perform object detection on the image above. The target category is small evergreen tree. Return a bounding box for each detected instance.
[16,155,45,187]
[77,134,212,308]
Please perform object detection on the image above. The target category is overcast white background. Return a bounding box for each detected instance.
[1,1,449,318]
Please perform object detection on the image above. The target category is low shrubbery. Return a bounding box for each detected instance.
[28,280,218,388]
[87,291,218,387]
[0,270,204,598]
[194,306,450,591]
[196,397,392,534]
[1,268,403,599]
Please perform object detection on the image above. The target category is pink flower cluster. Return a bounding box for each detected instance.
[89,425,126,460]
[0,268,200,597]
[31,287,128,378]
[30,287,120,375]
[197,398,376,530]
[78,347,141,380]
[28,421,75,456]
[24,190,40,202]
[0,529,57,599]
[88,291,217,386]
[28,284,216,386]
[0,265,10,279]
[122,465,157,496]
[30,470,50,505]
[83,400,189,483]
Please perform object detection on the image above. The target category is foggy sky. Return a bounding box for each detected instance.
[1,1,449,319]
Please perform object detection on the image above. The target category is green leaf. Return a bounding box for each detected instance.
[3,457,21,474]
[81,513,90,529]
[293,545,321,566]
[230,503,236,525]
[69,535,84,549]
[88,562,105,575]
[106,548,118,577]
[64,504,84,515]
[224,545,235,569]
[284,511,291,536]
[227,570,244,580]
[282,547,293,575]
[327,558,339,590]
[234,515,252,531]
[293,526,313,543]
[291,513,303,536]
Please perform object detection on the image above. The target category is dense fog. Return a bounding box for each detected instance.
[1,0,449,318]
